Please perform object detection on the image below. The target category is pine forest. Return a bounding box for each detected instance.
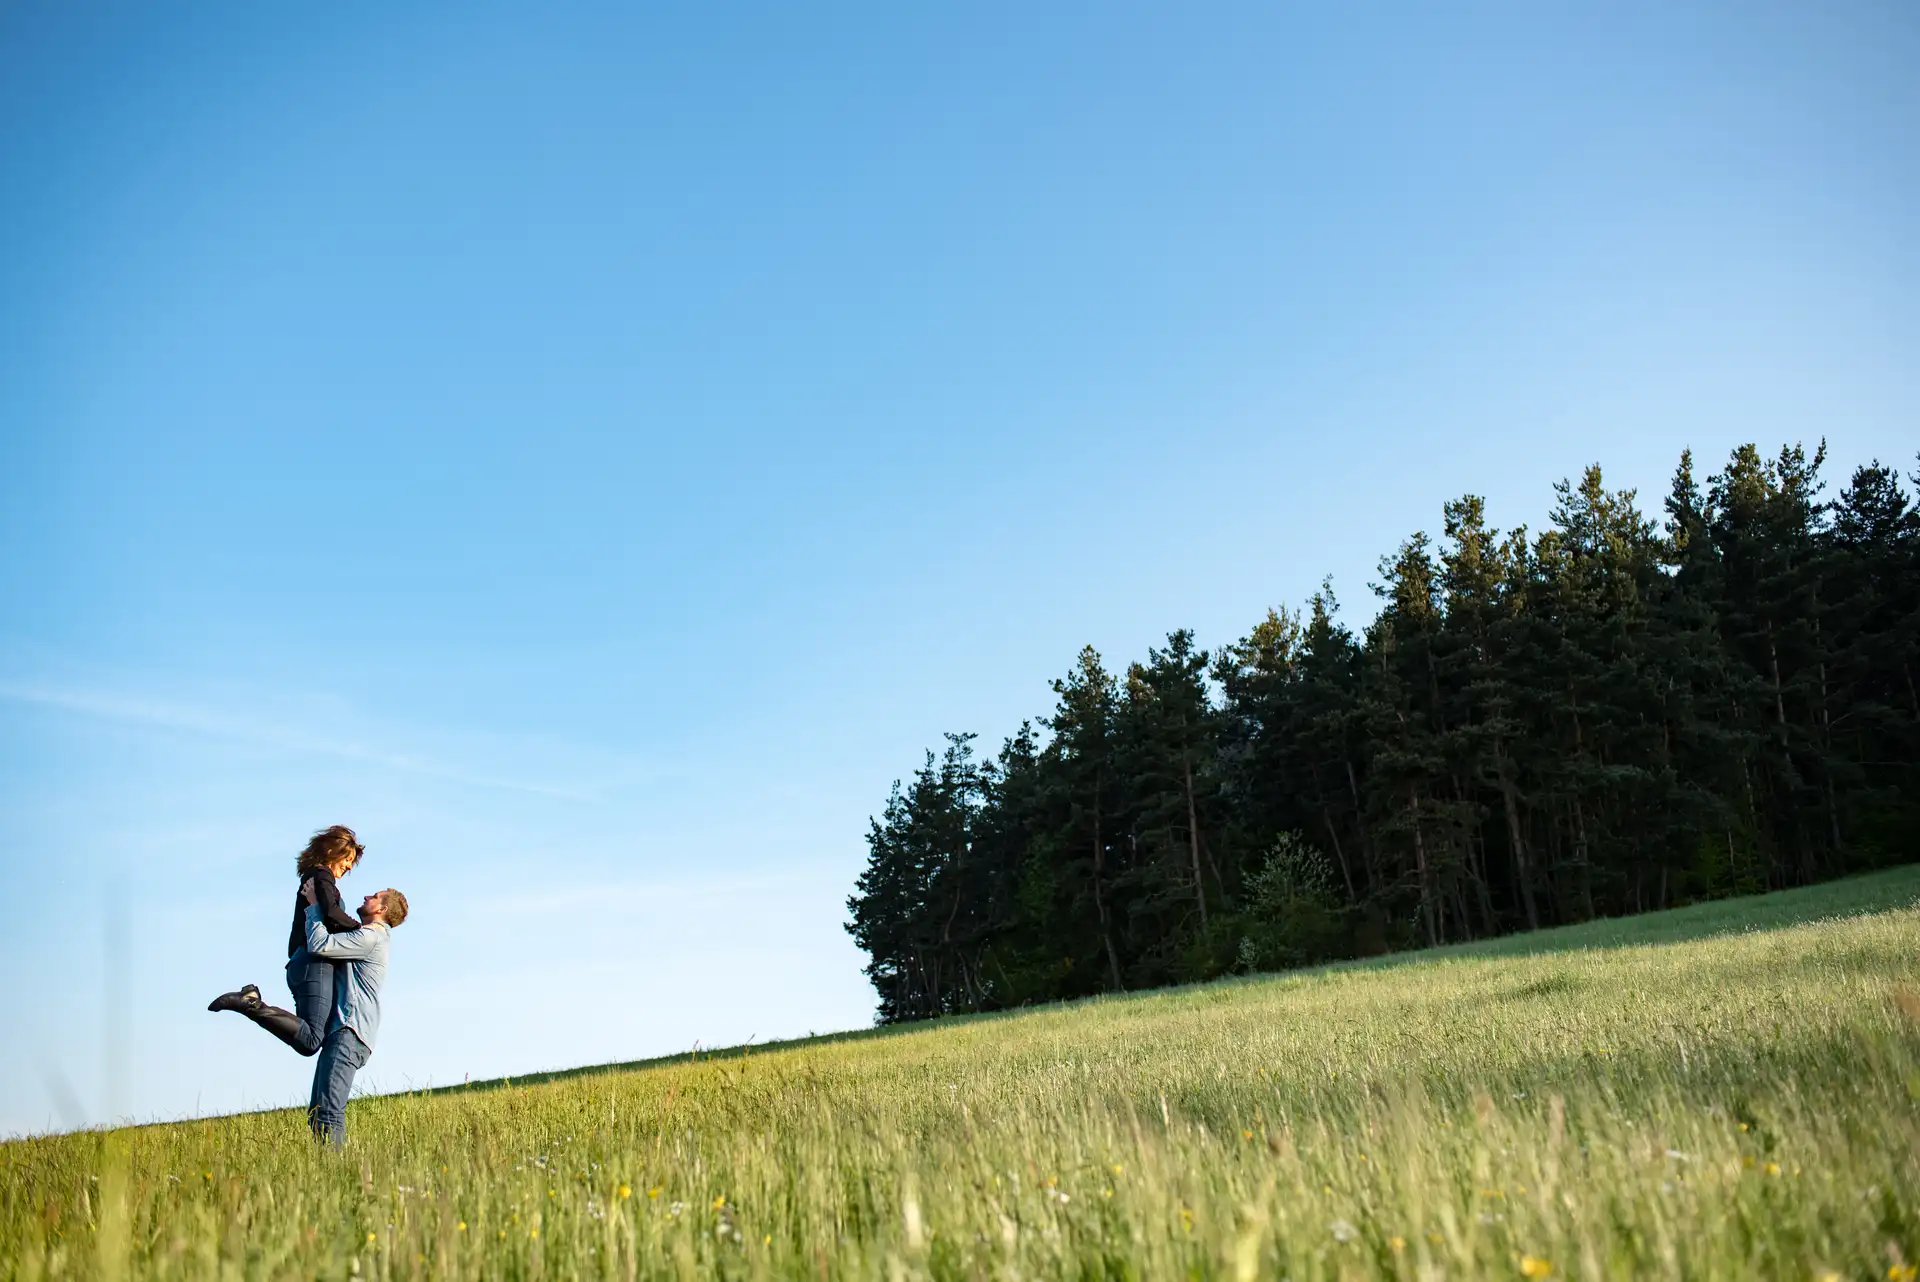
[846,442,1920,1021]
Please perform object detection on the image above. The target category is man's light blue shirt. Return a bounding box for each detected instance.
[302,905,390,1053]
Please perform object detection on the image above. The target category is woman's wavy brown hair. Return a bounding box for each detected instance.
[295,825,365,877]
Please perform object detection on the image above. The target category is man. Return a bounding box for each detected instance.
[300,884,408,1146]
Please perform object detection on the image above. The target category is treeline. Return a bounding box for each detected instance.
[846,443,1920,1022]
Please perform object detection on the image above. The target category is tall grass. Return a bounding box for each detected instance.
[5,868,1919,1280]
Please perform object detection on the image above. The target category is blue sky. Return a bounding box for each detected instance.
[1,1,1914,1136]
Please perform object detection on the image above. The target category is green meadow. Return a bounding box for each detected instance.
[5,867,1919,1281]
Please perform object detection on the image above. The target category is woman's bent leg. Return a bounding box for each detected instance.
[280,955,336,1056]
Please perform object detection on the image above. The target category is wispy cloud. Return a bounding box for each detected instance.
[0,678,598,800]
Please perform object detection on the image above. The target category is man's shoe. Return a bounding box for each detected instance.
[207,984,262,1013]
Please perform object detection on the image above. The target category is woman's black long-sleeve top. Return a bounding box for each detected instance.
[289,866,362,958]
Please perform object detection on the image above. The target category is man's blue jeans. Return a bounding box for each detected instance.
[308,1026,371,1146]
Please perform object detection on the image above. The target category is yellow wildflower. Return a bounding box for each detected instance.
[1520,1256,1553,1278]
[648,1186,662,1199]
[1389,1236,1406,1253]
[618,1185,631,1199]
[712,1195,727,1210]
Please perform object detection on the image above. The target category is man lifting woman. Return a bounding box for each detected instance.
[209,825,409,1145]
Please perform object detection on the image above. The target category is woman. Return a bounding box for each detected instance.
[208,825,366,1055]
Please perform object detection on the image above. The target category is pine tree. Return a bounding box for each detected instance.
[1039,646,1127,995]
[1116,631,1230,982]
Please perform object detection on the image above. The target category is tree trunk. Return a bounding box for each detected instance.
[1409,785,1436,947]
[1346,758,1378,889]
[1496,743,1540,930]
[1739,760,1768,888]
[1571,796,1596,921]
[1311,764,1358,903]
[1768,624,1787,731]
[1456,774,1496,933]
[1826,775,1844,860]
[1183,751,1209,931]
[1321,807,1357,904]
[1091,774,1123,991]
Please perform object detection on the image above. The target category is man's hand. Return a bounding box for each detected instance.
[301,878,317,907]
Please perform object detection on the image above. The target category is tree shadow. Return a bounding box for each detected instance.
[1332,861,1920,978]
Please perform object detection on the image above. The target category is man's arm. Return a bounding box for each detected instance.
[303,905,385,960]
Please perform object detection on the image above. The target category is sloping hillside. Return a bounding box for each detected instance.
[6,867,1918,1280]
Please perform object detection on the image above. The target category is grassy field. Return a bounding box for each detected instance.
[5,868,1920,1280]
